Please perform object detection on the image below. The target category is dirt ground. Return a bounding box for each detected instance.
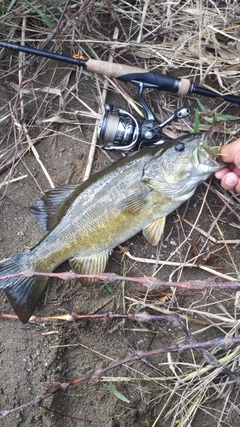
[1,6,240,427]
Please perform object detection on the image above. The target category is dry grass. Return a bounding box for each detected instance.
[0,1,240,426]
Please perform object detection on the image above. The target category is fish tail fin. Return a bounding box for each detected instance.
[0,252,48,323]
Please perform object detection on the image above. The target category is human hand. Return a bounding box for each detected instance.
[215,138,240,193]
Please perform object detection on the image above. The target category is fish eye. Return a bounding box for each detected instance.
[175,143,185,152]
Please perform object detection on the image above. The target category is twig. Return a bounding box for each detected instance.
[136,0,150,43]
[19,16,27,119]
[120,247,240,282]
[0,268,240,290]
[209,185,240,221]
[0,127,54,176]
[0,334,239,420]
[0,174,28,189]
[0,310,237,380]
[22,123,55,188]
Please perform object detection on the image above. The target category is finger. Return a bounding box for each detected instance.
[235,180,240,194]
[215,167,230,179]
[220,139,240,167]
[221,172,239,191]
[232,165,240,177]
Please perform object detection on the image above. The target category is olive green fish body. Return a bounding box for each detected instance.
[30,152,175,271]
[0,133,224,322]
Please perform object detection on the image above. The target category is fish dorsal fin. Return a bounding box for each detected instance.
[69,251,110,285]
[143,217,166,246]
[120,192,150,215]
[29,184,79,231]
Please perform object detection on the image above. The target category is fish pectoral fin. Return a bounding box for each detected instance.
[69,251,111,285]
[29,184,79,231]
[120,192,150,215]
[143,216,166,246]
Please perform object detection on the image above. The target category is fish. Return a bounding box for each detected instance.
[0,132,224,323]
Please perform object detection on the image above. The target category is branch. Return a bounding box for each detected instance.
[1,333,240,420]
[1,269,240,291]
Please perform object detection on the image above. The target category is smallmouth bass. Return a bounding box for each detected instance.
[0,133,224,323]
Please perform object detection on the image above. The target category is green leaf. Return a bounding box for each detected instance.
[7,0,17,12]
[201,113,240,124]
[102,282,113,293]
[202,116,214,123]
[132,307,140,313]
[105,384,130,403]
[196,98,206,112]
[21,0,54,27]
[215,114,240,121]
[194,108,199,133]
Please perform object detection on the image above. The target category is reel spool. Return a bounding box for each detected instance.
[98,105,141,151]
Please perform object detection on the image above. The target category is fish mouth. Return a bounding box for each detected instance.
[197,132,225,169]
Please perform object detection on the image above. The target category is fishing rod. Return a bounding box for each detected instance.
[1,41,240,151]
[2,41,240,103]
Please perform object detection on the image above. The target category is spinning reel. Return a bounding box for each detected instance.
[2,43,240,151]
[98,82,190,152]
[2,42,240,153]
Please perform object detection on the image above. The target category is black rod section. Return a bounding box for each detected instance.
[1,41,240,105]
[0,41,87,67]
[191,85,240,105]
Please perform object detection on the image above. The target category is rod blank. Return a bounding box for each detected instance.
[1,41,240,104]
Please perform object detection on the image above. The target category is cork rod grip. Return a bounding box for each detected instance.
[178,78,191,96]
[86,59,146,79]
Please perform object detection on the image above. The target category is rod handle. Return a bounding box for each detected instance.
[86,59,149,79]
[86,59,192,95]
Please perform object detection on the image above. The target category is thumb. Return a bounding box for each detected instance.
[220,139,240,167]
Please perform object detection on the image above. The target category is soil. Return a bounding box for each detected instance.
[0,42,240,427]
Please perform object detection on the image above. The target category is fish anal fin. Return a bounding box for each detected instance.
[69,251,110,285]
[29,184,79,231]
[143,217,166,246]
